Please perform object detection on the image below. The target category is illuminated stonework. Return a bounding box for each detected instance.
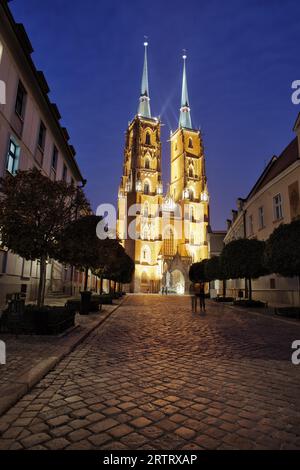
[117,47,209,293]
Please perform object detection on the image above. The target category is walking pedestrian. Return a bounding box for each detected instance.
[189,282,196,312]
[199,282,206,313]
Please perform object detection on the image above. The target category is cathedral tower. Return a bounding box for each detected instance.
[117,43,163,293]
[168,54,209,265]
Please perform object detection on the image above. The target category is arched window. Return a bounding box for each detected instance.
[145,132,151,145]
[143,202,149,217]
[190,206,194,222]
[145,157,150,169]
[141,245,151,263]
[188,138,193,149]
[163,227,175,256]
[144,181,150,195]
[189,166,194,178]
[189,189,194,201]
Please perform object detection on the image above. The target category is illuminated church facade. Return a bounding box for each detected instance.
[117,44,209,293]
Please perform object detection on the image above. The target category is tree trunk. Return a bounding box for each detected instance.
[100,276,103,295]
[37,256,47,308]
[113,281,116,294]
[84,267,89,291]
[245,278,248,299]
[95,277,98,294]
[248,278,252,301]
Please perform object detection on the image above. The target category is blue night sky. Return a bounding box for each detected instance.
[10,0,300,229]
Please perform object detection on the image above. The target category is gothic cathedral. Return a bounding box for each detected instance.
[117,44,209,293]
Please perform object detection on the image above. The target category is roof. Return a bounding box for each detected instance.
[1,0,84,182]
[246,137,299,200]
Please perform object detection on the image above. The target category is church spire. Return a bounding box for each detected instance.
[138,41,151,118]
[179,53,192,129]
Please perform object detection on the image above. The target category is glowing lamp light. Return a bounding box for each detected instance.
[201,191,209,202]
[136,180,142,192]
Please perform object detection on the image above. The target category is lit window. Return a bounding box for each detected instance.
[258,206,264,229]
[15,80,27,119]
[144,181,150,195]
[273,194,283,220]
[143,202,149,217]
[37,121,46,151]
[6,138,20,175]
[190,206,195,222]
[141,245,151,263]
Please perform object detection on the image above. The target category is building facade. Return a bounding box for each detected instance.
[117,45,209,293]
[224,117,300,306]
[0,0,89,308]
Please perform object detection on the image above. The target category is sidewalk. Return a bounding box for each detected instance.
[0,296,127,418]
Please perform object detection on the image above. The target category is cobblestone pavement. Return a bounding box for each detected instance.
[0,295,300,450]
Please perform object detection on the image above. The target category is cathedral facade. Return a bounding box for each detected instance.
[117,44,209,293]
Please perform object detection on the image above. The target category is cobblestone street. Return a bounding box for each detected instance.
[0,294,300,450]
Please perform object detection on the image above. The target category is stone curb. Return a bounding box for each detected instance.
[0,296,128,418]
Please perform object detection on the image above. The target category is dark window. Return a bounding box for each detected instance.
[6,138,20,175]
[145,158,150,169]
[15,80,27,118]
[51,146,58,171]
[37,121,46,151]
[189,166,194,178]
[270,278,276,289]
[144,182,150,195]
[62,164,67,182]
[188,138,193,149]
[145,132,151,145]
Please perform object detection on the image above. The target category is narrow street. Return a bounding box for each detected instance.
[0,295,300,450]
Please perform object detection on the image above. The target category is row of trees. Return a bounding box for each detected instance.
[0,169,134,307]
[189,219,300,301]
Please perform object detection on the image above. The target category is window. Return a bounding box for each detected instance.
[270,278,276,289]
[258,206,264,229]
[189,166,194,178]
[248,215,254,235]
[188,138,193,149]
[163,227,175,256]
[143,202,149,217]
[190,232,195,245]
[37,121,46,151]
[51,146,58,172]
[62,164,67,182]
[145,158,150,169]
[145,132,151,145]
[144,181,150,195]
[190,206,195,222]
[273,193,283,220]
[141,245,151,263]
[6,138,20,175]
[189,189,194,201]
[15,80,27,119]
